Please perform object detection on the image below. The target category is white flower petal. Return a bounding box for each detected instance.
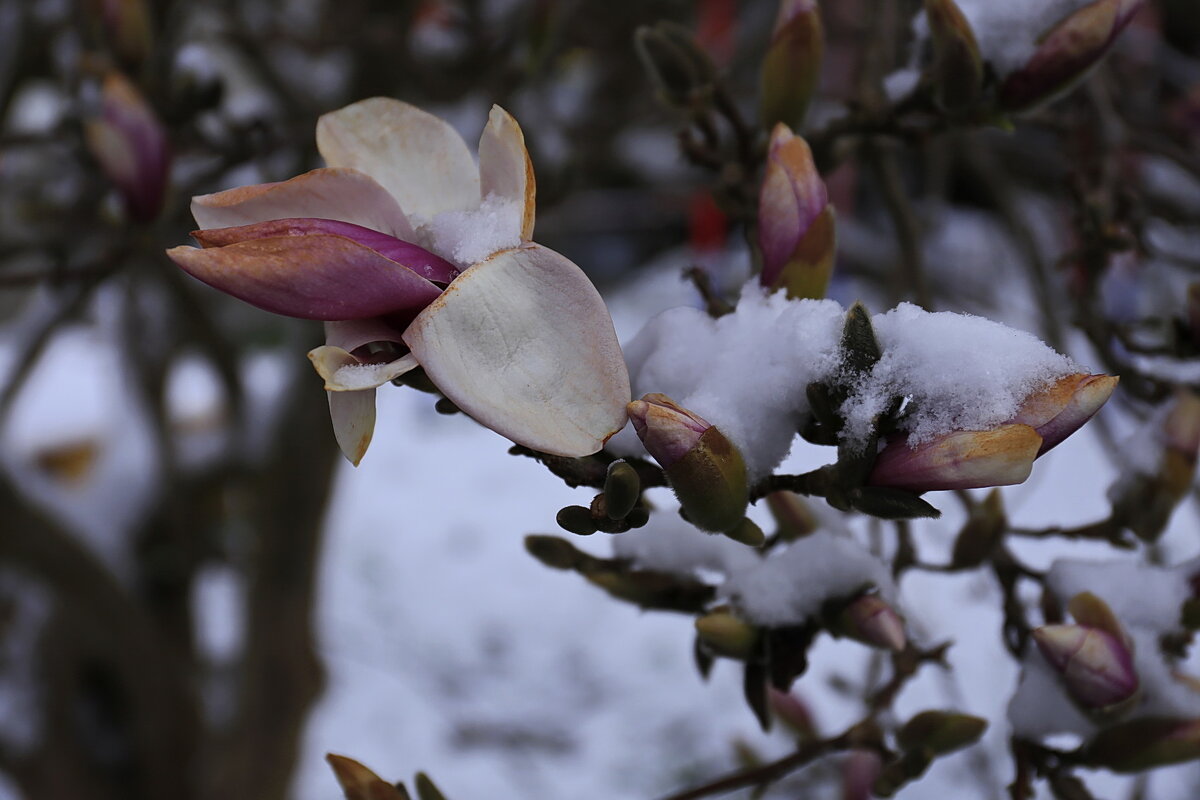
[478,105,536,240]
[308,346,419,391]
[316,97,481,221]
[191,167,414,239]
[328,389,375,466]
[403,243,631,457]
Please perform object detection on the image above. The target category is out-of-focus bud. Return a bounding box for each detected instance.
[326,754,409,800]
[923,0,983,111]
[635,22,717,110]
[603,460,641,520]
[724,517,766,546]
[834,594,907,652]
[89,0,153,69]
[896,710,988,756]
[757,124,836,300]
[413,773,446,800]
[950,488,1005,568]
[759,0,823,131]
[584,568,714,613]
[1011,373,1119,455]
[766,490,818,540]
[695,608,761,659]
[868,424,1043,493]
[524,535,586,571]
[1083,716,1200,772]
[841,749,883,800]
[1110,390,1200,542]
[1032,622,1139,710]
[83,72,170,223]
[628,393,748,533]
[999,0,1147,113]
[768,687,819,741]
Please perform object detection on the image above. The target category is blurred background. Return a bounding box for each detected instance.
[2,0,1200,798]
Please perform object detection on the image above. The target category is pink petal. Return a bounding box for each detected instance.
[191,167,415,239]
[167,235,443,320]
[327,389,376,466]
[403,243,631,457]
[193,218,459,284]
[478,105,536,240]
[316,98,481,220]
[868,424,1042,492]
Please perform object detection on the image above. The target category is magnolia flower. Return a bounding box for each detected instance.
[869,373,1117,492]
[168,99,630,464]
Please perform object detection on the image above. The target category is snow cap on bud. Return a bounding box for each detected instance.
[836,593,907,652]
[1032,609,1139,711]
[1000,0,1147,112]
[868,424,1043,493]
[84,71,169,223]
[695,608,760,659]
[758,124,836,300]
[1011,373,1119,455]
[1084,716,1200,773]
[628,393,748,533]
[759,0,823,131]
[923,0,983,111]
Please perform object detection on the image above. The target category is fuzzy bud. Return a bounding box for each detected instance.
[759,0,824,131]
[326,755,408,800]
[83,71,170,223]
[836,594,907,652]
[695,609,761,659]
[896,711,988,756]
[1032,622,1139,710]
[628,394,748,533]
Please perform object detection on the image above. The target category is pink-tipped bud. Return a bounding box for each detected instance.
[326,754,408,800]
[837,594,907,652]
[768,687,819,741]
[759,0,824,131]
[1084,717,1200,772]
[1000,0,1147,112]
[83,72,169,223]
[868,424,1043,493]
[841,749,883,800]
[627,393,748,533]
[757,123,836,300]
[1011,373,1118,455]
[923,0,984,111]
[1032,624,1138,710]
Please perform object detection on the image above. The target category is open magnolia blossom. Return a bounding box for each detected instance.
[167,98,630,464]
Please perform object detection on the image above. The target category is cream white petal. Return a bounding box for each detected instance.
[308,346,419,391]
[478,105,536,240]
[403,243,631,457]
[316,97,481,221]
[328,389,376,466]
[191,167,414,239]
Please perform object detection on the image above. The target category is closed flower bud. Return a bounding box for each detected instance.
[897,710,988,756]
[326,754,408,800]
[768,687,819,740]
[757,124,836,300]
[84,71,170,223]
[628,394,748,533]
[603,460,641,520]
[1083,716,1200,772]
[923,0,983,111]
[765,491,818,540]
[635,22,716,110]
[1000,0,1146,112]
[869,424,1042,493]
[1032,624,1139,710]
[841,749,883,800]
[1011,373,1119,455]
[695,609,760,659]
[835,594,907,652]
[759,0,823,131]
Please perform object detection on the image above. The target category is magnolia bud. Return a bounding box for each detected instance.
[326,754,408,800]
[635,22,716,110]
[1083,716,1200,772]
[768,687,819,740]
[759,0,823,131]
[868,424,1042,492]
[695,609,761,659]
[841,749,883,800]
[896,711,987,755]
[1011,373,1118,455]
[524,535,585,571]
[628,394,748,533]
[757,124,836,300]
[603,460,641,520]
[414,773,446,800]
[723,517,765,547]
[83,71,170,223]
[923,0,983,111]
[765,491,818,540]
[1032,623,1138,710]
[835,594,907,652]
[999,0,1146,112]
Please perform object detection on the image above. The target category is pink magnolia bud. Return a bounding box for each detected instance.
[837,594,907,652]
[83,72,170,223]
[757,124,836,300]
[1011,373,1119,455]
[1033,624,1138,710]
[627,393,748,533]
[768,687,819,740]
[841,749,882,800]
[759,0,823,131]
[868,424,1043,493]
[1000,0,1147,112]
